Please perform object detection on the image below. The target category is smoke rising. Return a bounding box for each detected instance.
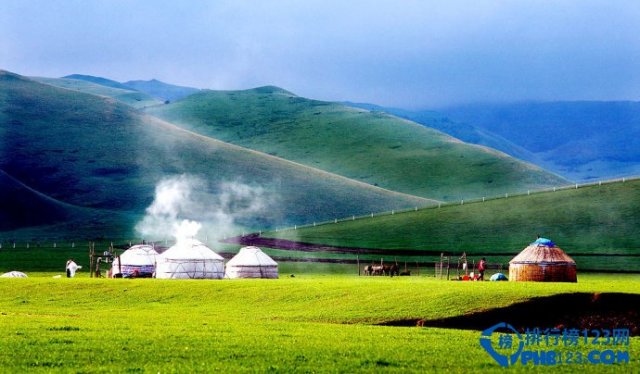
[135,174,273,243]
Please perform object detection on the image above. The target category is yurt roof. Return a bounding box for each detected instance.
[1,271,28,278]
[226,246,277,267]
[159,238,224,261]
[116,244,158,266]
[509,243,576,265]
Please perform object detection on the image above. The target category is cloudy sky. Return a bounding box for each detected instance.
[1,0,639,108]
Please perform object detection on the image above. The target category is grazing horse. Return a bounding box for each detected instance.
[371,265,385,275]
[363,265,373,276]
[382,264,400,277]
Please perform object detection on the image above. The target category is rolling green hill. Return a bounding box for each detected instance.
[62,74,133,90]
[147,87,568,201]
[261,179,640,271]
[0,70,431,239]
[32,76,163,109]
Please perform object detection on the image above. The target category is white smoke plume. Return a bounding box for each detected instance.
[135,174,272,244]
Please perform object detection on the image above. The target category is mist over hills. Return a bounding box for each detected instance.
[123,79,200,102]
[0,70,430,239]
[5,69,635,241]
[60,73,200,102]
[347,101,640,182]
[443,102,640,181]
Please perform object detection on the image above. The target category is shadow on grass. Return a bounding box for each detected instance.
[380,292,640,336]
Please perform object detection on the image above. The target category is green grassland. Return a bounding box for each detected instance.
[147,87,568,201]
[260,179,640,272]
[0,274,637,373]
[0,70,431,239]
[32,76,163,109]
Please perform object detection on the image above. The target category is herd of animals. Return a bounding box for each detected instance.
[363,263,410,276]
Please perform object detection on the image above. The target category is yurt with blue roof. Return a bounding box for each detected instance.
[509,237,577,282]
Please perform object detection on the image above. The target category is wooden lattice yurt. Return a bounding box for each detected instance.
[155,239,224,279]
[509,238,577,282]
[110,244,158,278]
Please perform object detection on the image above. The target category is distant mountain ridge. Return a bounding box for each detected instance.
[33,76,162,109]
[345,101,640,182]
[123,79,200,102]
[63,74,133,91]
[443,101,640,181]
[61,74,200,102]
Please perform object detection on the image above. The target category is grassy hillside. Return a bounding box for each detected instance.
[345,102,540,170]
[62,74,133,90]
[147,87,568,201]
[0,170,77,231]
[32,76,162,109]
[0,275,637,372]
[261,179,640,271]
[0,70,430,239]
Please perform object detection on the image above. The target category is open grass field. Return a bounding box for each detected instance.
[259,178,640,272]
[147,87,567,201]
[0,273,637,373]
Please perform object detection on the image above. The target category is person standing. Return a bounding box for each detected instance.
[478,257,487,281]
[66,259,79,278]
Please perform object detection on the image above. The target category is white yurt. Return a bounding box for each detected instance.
[225,246,278,279]
[155,238,224,279]
[110,244,158,278]
[1,271,28,278]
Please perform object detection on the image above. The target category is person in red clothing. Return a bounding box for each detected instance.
[478,257,487,281]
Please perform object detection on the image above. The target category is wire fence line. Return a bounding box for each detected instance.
[271,175,640,235]
[1,176,637,247]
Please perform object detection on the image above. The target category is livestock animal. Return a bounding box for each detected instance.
[363,265,373,276]
[364,264,399,276]
[384,264,400,277]
[371,265,385,275]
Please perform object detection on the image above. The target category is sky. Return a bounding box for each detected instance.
[1,0,639,109]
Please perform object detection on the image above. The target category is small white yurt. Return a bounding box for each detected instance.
[1,271,28,278]
[111,244,158,278]
[225,246,278,279]
[155,239,224,279]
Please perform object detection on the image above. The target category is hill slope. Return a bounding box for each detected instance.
[33,76,162,109]
[263,178,640,257]
[344,102,539,167]
[0,169,76,230]
[443,102,640,181]
[0,70,430,239]
[147,87,568,201]
[62,74,132,90]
